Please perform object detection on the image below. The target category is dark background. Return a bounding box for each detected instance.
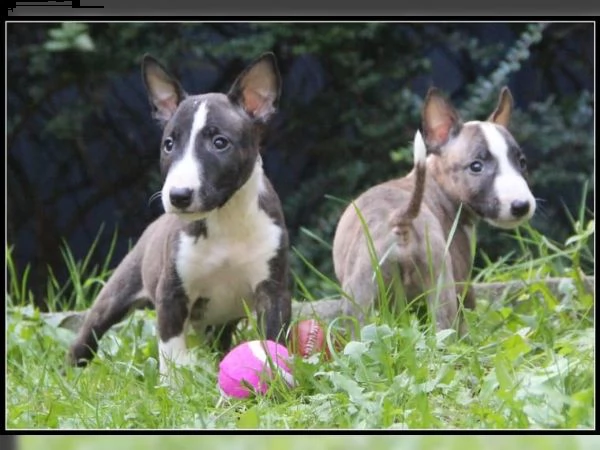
[6,22,594,310]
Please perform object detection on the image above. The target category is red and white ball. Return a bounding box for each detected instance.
[218,340,294,399]
[290,319,330,359]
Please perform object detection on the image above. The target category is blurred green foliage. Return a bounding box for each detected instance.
[19,435,597,450]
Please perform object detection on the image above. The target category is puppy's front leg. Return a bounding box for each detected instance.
[254,278,290,345]
[155,268,193,382]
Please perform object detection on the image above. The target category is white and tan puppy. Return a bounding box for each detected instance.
[312,87,536,333]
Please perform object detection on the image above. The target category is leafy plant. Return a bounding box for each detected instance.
[6,200,594,429]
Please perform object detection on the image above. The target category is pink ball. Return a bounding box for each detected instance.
[218,340,294,398]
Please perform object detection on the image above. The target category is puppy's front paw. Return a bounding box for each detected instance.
[66,341,94,368]
[158,339,198,387]
[159,355,198,388]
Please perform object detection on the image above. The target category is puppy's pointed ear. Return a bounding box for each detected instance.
[487,86,513,128]
[421,87,462,151]
[228,53,281,122]
[142,54,186,125]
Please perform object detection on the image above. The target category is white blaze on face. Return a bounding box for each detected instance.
[161,101,208,213]
[479,122,536,228]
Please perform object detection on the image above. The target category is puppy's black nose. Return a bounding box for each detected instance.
[170,187,193,209]
[510,199,530,218]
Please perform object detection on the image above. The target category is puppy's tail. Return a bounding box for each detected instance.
[390,130,427,240]
[403,129,427,220]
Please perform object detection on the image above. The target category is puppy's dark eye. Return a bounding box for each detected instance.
[213,136,230,151]
[163,137,174,153]
[469,160,484,173]
[519,157,527,172]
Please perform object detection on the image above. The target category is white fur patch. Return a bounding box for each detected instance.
[161,102,208,213]
[478,122,536,228]
[413,130,427,164]
[158,332,195,378]
[175,162,282,328]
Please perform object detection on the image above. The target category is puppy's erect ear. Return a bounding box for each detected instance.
[421,87,462,152]
[228,52,281,122]
[487,86,513,128]
[142,54,186,125]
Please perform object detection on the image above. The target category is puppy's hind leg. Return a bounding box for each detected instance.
[457,287,475,337]
[426,252,459,332]
[342,285,371,333]
[412,223,459,332]
[67,248,146,367]
[339,257,386,336]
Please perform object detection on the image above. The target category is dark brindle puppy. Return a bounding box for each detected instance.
[68,53,291,382]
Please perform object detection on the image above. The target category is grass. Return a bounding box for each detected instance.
[16,436,600,450]
[5,201,595,429]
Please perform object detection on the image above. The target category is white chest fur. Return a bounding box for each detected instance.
[174,167,282,327]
